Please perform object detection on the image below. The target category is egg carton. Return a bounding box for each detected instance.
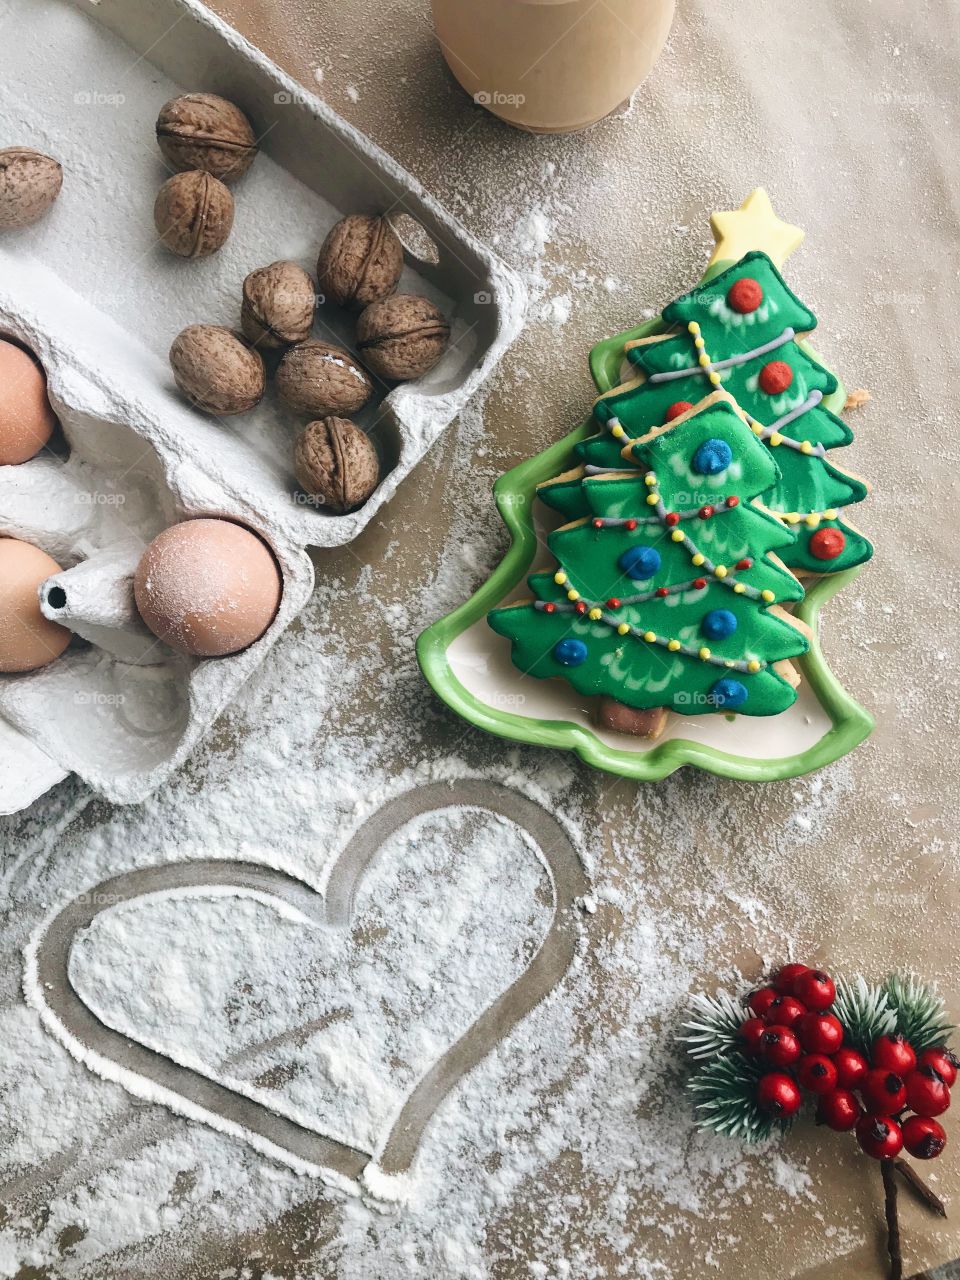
[0,0,526,814]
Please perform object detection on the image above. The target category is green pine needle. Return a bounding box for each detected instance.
[688,1053,784,1143]
[884,973,954,1051]
[679,990,748,1060]
[832,975,896,1055]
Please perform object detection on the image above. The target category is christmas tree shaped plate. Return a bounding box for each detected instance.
[416,412,872,782]
[418,192,874,780]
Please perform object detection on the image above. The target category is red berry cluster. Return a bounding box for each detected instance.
[741,965,955,1162]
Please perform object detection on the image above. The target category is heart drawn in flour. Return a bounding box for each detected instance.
[25,781,587,1183]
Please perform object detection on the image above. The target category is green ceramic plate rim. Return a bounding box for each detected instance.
[416,306,874,782]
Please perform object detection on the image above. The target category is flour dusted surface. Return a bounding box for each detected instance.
[2,0,960,1275]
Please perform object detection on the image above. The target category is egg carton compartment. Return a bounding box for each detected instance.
[0,0,526,811]
[0,308,316,806]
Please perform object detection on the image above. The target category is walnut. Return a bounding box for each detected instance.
[356,294,450,381]
[0,148,62,229]
[294,416,380,513]
[156,93,257,183]
[154,170,234,258]
[241,261,316,349]
[317,214,403,311]
[169,325,265,415]
[275,340,373,416]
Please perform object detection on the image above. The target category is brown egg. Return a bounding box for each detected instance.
[0,539,71,672]
[134,518,282,658]
[0,339,58,465]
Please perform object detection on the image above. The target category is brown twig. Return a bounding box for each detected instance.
[882,1158,903,1280]
[893,1158,948,1218]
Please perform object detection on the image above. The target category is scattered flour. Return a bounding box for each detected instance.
[0,0,956,1274]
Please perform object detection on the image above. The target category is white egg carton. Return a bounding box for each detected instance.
[0,0,526,813]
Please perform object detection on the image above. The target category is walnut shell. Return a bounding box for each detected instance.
[154,170,234,259]
[275,340,373,416]
[356,294,450,381]
[294,416,380,514]
[317,214,403,311]
[169,325,265,415]
[156,93,257,183]
[0,148,62,230]
[241,261,316,349]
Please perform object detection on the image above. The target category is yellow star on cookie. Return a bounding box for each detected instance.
[708,188,804,271]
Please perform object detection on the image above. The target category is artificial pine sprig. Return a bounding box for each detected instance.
[680,990,748,1060]
[833,975,896,1055]
[683,963,955,1279]
[884,973,954,1051]
[687,1053,785,1142]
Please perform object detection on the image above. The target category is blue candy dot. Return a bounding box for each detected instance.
[553,638,588,667]
[709,677,748,709]
[701,608,738,640]
[618,545,662,580]
[692,437,734,475]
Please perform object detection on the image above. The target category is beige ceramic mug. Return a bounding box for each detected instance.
[432,0,676,134]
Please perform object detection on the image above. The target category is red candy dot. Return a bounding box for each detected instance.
[809,527,847,561]
[656,587,669,597]
[665,512,680,527]
[736,558,753,570]
[592,518,604,529]
[693,578,707,590]
[665,400,694,423]
[606,598,621,609]
[699,505,715,519]
[727,276,763,314]
[574,602,587,615]
[759,360,794,395]
[625,519,638,531]
[726,496,739,508]
[544,603,556,613]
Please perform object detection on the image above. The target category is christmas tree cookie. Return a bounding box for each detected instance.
[540,245,872,578]
[488,396,810,739]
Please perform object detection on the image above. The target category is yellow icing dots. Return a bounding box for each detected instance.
[769,433,783,447]
[688,322,701,337]
[699,647,711,661]
[667,639,681,652]
[733,582,747,594]
[610,423,626,440]
[567,589,580,602]
[646,492,660,506]
[761,589,775,603]
[694,336,705,351]
[698,353,711,369]
[709,372,722,387]
[588,607,602,621]
[691,553,705,567]
[800,440,814,455]
[554,571,567,585]
[714,565,728,579]
[747,659,762,673]
[671,530,685,543]
[781,507,840,527]
[751,422,765,436]
[643,630,657,643]
[617,622,630,636]
[644,473,657,487]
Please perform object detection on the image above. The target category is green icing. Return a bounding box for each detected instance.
[489,401,809,719]
[538,251,872,577]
